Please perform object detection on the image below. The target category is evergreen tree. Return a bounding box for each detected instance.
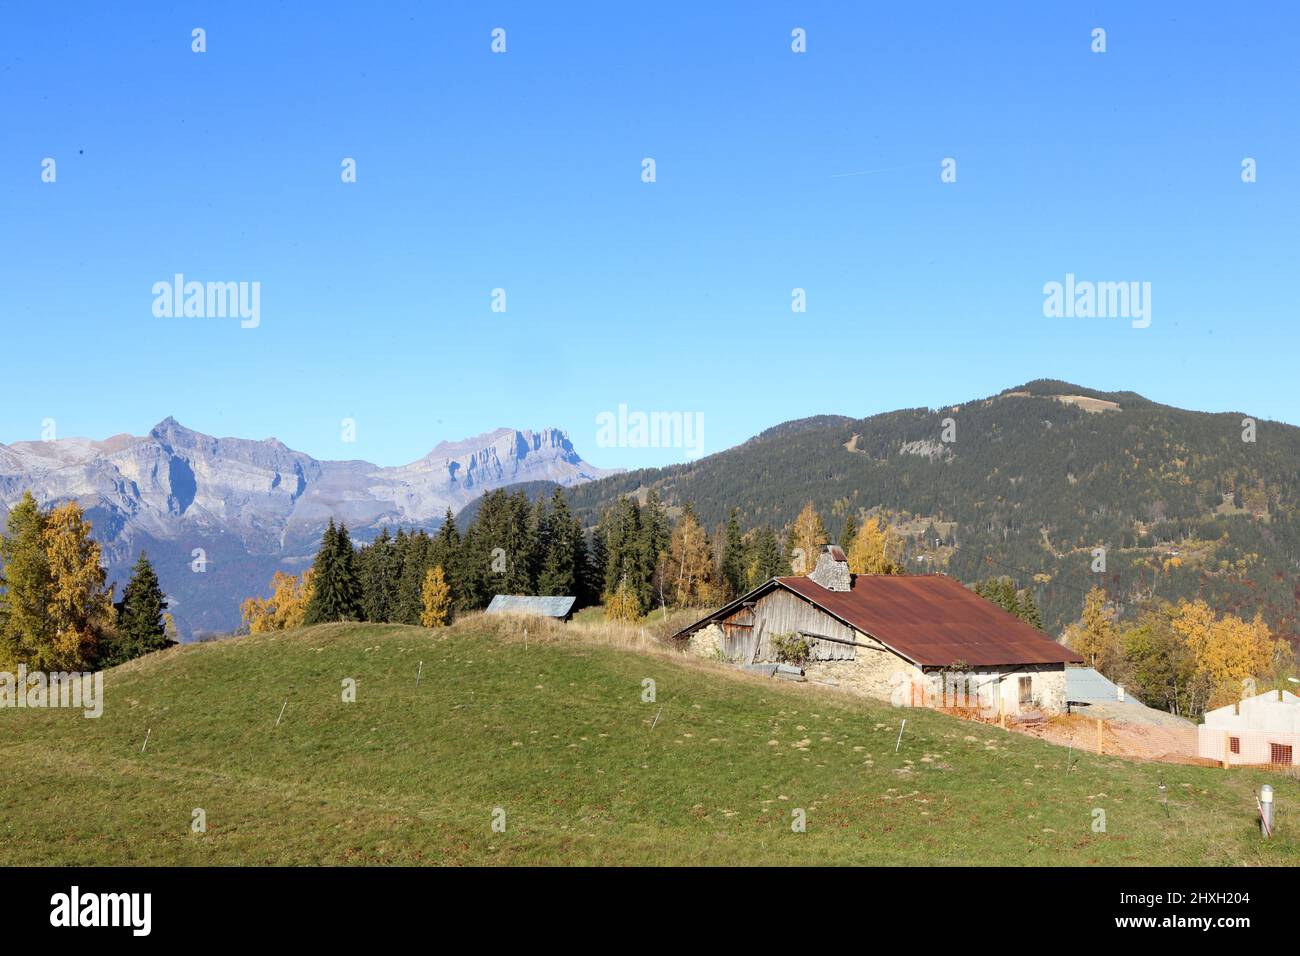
[111,551,169,664]
[395,529,431,624]
[603,497,644,599]
[720,509,746,598]
[638,491,670,610]
[751,525,784,584]
[569,515,591,606]
[1018,588,1044,630]
[583,524,608,607]
[996,578,1020,619]
[359,528,399,623]
[304,520,362,624]
[538,488,578,596]
[429,509,462,599]
[839,514,858,553]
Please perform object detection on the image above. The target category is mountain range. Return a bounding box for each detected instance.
[5,381,1298,644]
[0,420,616,637]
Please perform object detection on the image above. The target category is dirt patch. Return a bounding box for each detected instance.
[1011,712,1198,763]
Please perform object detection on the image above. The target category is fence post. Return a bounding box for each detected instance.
[1096,719,1103,755]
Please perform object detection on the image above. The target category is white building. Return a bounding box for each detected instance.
[1197,689,1300,766]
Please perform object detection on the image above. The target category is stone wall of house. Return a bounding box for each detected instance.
[805,654,1069,714]
[1033,668,1068,713]
[804,641,921,703]
[688,623,724,659]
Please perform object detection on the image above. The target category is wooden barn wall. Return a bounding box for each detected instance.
[717,589,858,662]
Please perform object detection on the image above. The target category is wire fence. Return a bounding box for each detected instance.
[1196,726,1300,770]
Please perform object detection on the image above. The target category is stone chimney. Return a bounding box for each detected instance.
[809,544,851,591]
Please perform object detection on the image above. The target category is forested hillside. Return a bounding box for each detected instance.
[565,381,1300,640]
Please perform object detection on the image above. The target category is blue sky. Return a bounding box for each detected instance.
[2,2,1296,470]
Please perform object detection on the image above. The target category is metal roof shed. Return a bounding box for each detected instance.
[485,595,577,621]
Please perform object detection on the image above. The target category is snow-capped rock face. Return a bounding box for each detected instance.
[0,420,617,638]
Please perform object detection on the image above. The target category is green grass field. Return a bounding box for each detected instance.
[0,618,1293,865]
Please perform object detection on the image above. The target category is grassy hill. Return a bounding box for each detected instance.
[1,618,1293,865]
[566,381,1300,639]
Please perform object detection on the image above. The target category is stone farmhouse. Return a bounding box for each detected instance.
[673,545,1083,715]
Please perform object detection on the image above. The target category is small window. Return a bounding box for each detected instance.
[1018,675,1033,707]
[1270,743,1293,765]
[1229,737,1240,754]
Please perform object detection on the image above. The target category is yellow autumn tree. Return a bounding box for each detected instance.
[787,502,828,575]
[661,510,715,606]
[846,515,904,575]
[420,565,452,628]
[1171,599,1280,709]
[604,579,643,623]
[42,502,114,669]
[241,569,314,633]
[1062,586,1121,673]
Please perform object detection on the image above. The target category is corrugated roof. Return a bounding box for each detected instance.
[674,574,1081,667]
[1065,666,1122,702]
[485,595,576,618]
[776,575,1082,667]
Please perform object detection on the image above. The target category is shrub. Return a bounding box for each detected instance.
[770,632,812,667]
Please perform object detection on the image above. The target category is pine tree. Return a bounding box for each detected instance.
[111,551,169,664]
[749,525,784,586]
[304,520,362,624]
[720,509,746,598]
[538,488,578,596]
[839,514,858,553]
[1018,588,1043,630]
[639,491,670,610]
[602,498,643,599]
[395,529,431,624]
[359,528,399,623]
[569,515,591,606]
[583,525,607,607]
[429,509,461,598]
[502,491,537,594]
[996,578,1020,619]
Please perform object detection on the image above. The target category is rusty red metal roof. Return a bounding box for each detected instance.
[771,574,1083,667]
